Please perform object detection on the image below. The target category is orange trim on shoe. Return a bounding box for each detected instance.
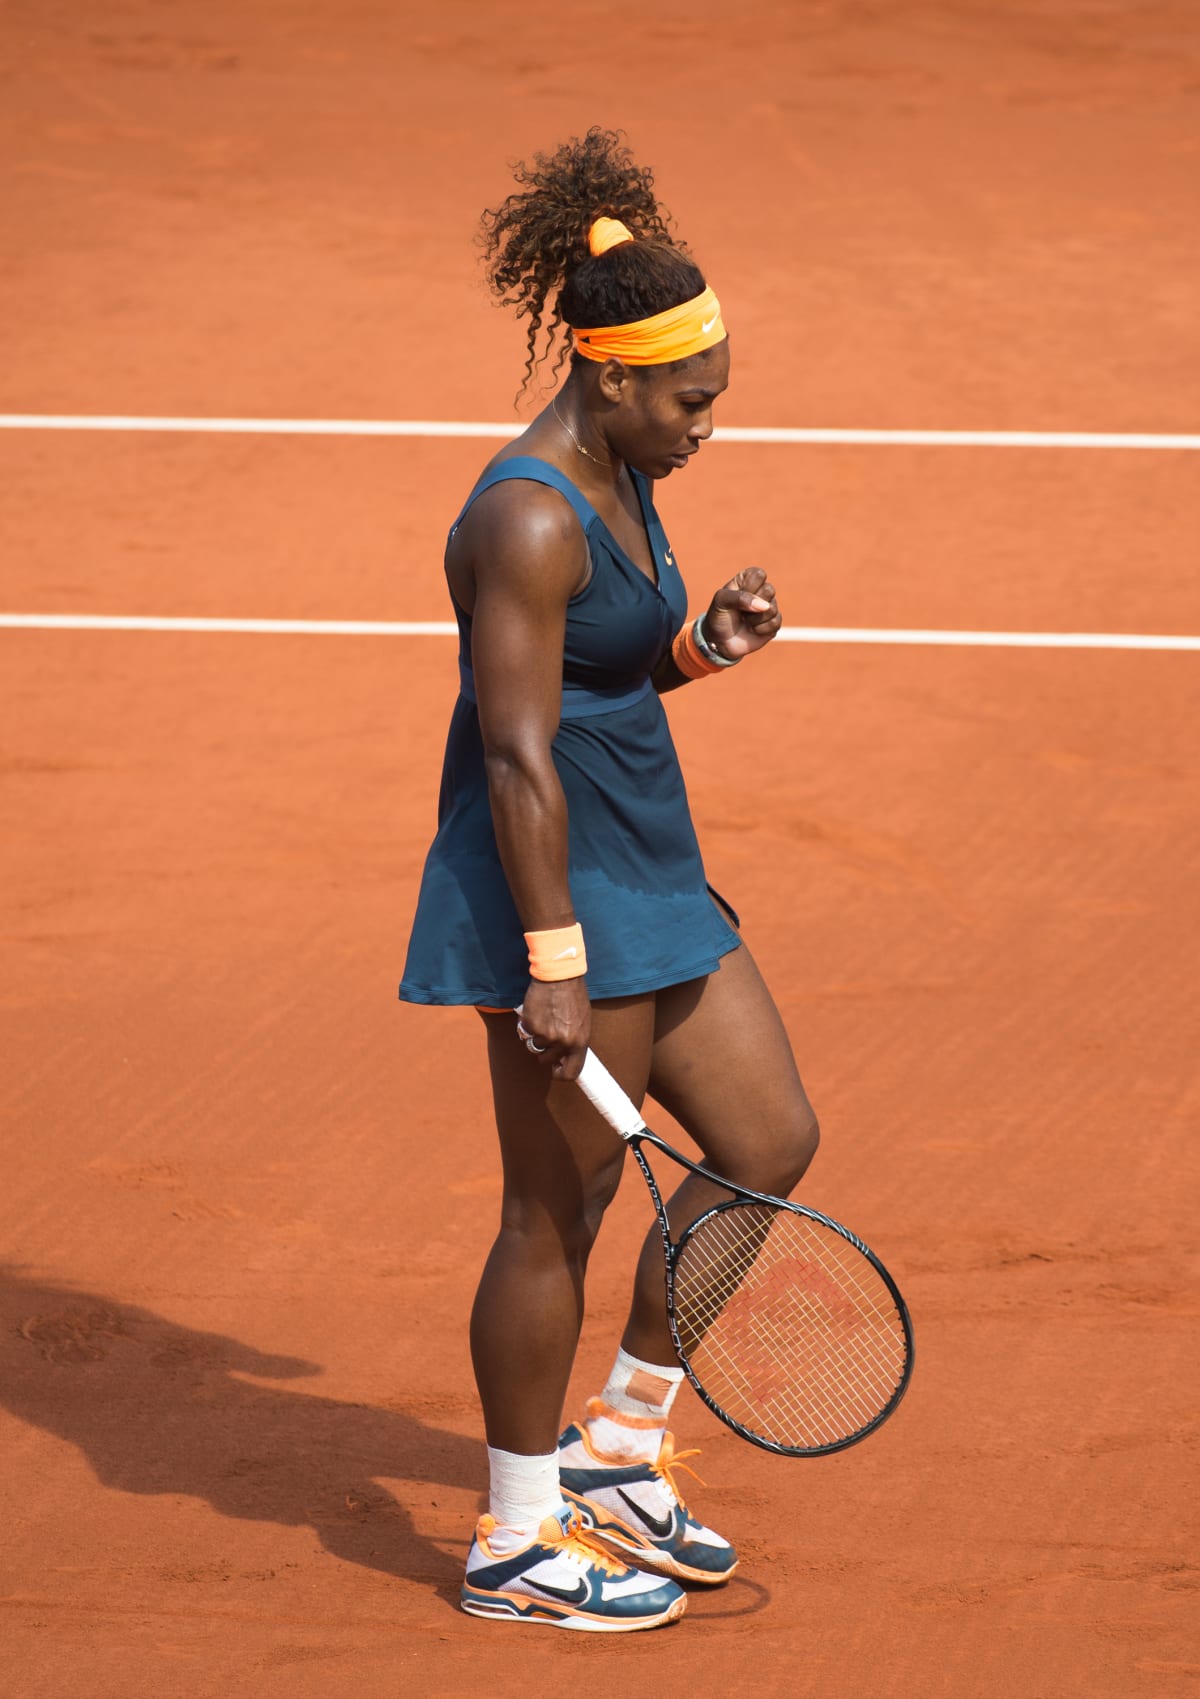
[585,1395,665,1433]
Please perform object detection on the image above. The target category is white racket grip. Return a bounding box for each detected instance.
[576,1050,647,1142]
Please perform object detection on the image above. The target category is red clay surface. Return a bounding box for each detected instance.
[2,4,1198,1696]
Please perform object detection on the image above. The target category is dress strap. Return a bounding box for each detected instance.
[449,455,600,538]
[449,454,656,720]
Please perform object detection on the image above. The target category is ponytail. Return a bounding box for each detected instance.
[479,128,707,393]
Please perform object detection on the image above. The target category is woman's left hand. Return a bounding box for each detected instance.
[702,567,782,662]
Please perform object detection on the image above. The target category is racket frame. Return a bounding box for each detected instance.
[575,1047,915,1457]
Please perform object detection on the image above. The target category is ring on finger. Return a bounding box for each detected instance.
[525,1036,548,1055]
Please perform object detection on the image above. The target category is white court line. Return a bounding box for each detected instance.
[779,628,1200,650]
[0,614,460,637]
[2,614,1197,650]
[1,414,1199,449]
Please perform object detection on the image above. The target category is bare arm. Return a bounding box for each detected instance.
[457,482,592,1077]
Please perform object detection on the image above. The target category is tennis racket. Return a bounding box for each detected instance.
[574,1047,914,1457]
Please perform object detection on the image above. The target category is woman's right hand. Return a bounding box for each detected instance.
[517,978,591,1081]
[703,566,780,660]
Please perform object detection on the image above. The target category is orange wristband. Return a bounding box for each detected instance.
[671,619,724,680]
[525,923,587,982]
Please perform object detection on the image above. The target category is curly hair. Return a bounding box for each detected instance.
[479,128,706,393]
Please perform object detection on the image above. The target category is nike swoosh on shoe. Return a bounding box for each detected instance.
[616,1489,674,1539]
[528,1577,590,1605]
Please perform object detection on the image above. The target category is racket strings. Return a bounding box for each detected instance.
[678,1218,902,1430]
[671,1202,909,1451]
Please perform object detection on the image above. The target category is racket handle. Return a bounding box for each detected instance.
[576,1050,647,1142]
[512,1007,646,1141]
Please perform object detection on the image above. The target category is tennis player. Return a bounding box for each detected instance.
[399,128,819,1631]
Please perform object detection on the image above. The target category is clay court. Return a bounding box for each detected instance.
[2,3,1198,1694]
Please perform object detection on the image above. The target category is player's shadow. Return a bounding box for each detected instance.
[0,1265,484,1608]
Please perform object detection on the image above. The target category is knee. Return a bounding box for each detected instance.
[500,1148,624,1269]
[758,1106,820,1200]
[562,1149,624,1263]
[790,1107,821,1189]
[583,1147,625,1226]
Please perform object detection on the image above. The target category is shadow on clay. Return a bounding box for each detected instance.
[0,1265,482,1611]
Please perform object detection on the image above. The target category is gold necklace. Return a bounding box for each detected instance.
[552,395,613,469]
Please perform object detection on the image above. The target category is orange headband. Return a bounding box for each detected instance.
[574,217,727,366]
[571,285,726,366]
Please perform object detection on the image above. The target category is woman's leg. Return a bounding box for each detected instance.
[462,1001,689,1629]
[470,997,656,1455]
[621,940,820,1364]
[552,943,816,1586]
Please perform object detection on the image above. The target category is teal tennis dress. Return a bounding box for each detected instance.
[398,455,740,1007]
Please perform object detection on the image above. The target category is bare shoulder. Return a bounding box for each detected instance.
[449,468,590,609]
[462,476,582,557]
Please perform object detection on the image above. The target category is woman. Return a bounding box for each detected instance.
[400,129,819,1632]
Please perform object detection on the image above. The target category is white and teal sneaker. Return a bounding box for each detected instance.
[460,1504,686,1631]
[558,1421,739,1586]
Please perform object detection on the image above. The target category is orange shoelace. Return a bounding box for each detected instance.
[651,1437,707,1513]
[552,1511,629,1576]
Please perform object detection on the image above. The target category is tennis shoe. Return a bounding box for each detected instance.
[460,1503,686,1630]
[558,1415,738,1585]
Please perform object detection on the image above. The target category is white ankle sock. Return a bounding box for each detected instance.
[586,1348,684,1461]
[485,1446,563,1550]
